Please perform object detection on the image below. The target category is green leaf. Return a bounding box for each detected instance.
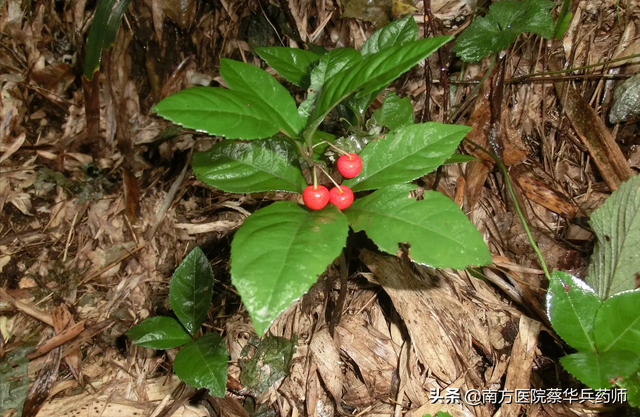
[618,370,640,408]
[560,351,640,389]
[192,138,307,193]
[361,15,418,57]
[307,44,328,56]
[372,92,414,131]
[553,0,572,39]
[346,184,492,269]
[84,0,131,79]
[231,202,349,335]
[0,346,31,417]
[126,317,192,349]
[344,92,379,125]
[254,47,320,88]
[173,333,229,397]
[609,72,640,124]
[169,247,215,335]
[299,48,362,120]
[153,87,281,140]
[239,335,296,396]
[454,0,555,62]
[310,37,451,127]
[546,271,601,352]
[343,123,470,192]
[594,289,640,355]
[220,59,304,136]
[585,175,640,299]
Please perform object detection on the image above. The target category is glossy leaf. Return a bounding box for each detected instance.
[560,351,640,389]
[546,271,601,352]
[330,132,374,157]
[299,48,362,120]
[126,317,192,349]
[344,92,379,125]
[231,202,348,335]
[153,87,281,140]
[220,59,304,136]
[84,0,131,79]
[192,138,307,193]
[169,247,215,335]
[372,92,414,131]
[594,289,640,355]
[610,72,640,124]
[343,123,470,192]
[173,333,229,397]
[346,184,492,269]
[454,0,555,62]
[360,15,418,57]
[310,37,451,127]
[586,175,640,299]
[254,47,320,88]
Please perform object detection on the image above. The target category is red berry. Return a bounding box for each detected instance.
[303,185,330,210]
[337,154,363,179]
[329,186,354,210]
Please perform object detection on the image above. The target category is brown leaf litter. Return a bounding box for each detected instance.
[1,0,639,416]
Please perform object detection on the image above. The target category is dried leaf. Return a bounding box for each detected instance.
[342,0,391,28]
[554,81,633,190]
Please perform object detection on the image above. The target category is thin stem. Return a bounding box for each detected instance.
[303,117,324,160]
[316,165,342,192]
[508,52,640,83]
[295,139,316,178]
[312,165,318,188]
[463,138,550,280]
[326,142,350,156]
[311,140,349,157]
[499,161,550,280]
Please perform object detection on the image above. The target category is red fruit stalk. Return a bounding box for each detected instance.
[303,185,330,210]
[337,154,362,179]
[329,186,354,210]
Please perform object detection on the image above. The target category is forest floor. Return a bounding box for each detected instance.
[1,0,639,416]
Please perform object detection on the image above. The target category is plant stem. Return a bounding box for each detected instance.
[508,52,640,83]
[463,138,551,280]
[303,119,323,161]
[312,165,318,188]
[316,165,342,192]
[325,141,350,156]
[498,161,550,280]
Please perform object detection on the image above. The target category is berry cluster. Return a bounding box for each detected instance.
[303,153,362,211]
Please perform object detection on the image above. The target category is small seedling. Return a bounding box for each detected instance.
[126,247,229,397]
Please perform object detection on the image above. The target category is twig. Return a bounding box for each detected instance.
[0,288,54,327]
